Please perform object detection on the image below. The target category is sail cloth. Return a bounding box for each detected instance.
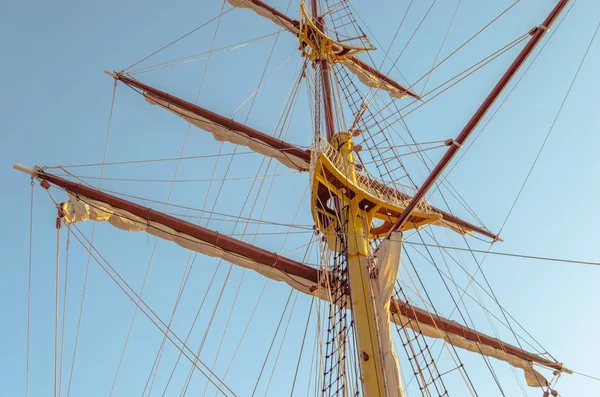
[342,58,414,100]
[372,233,404,397]
[144,93,310,171]
[225,0,421,100]
[61,193,325,297]
[53,179,563,389]
[227,0,300,34]
[390,302,551,388]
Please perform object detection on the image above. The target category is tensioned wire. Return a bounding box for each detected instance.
[358,31,533,227]
[142,23,304,394]
[424,0,577,200]
[406,6,592,377]
[128,31,282,75]
[199,79,310,388]
[66,77,117,397]
[436,18,600,393]
[203,191,314,397]
[198,137,308,397]
[65,224,238,397]
[51,170,301,183]
[351,0,520,121]
[44,188,240,396]
[122,7,234,72]
[420,0,463,97]
[109,2,230,393]
[364,31,531,130]
[176,29,305,396]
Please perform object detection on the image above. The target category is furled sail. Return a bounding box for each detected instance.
[225,0,421,100]
[24,167,567,388]
[227,0,300,34]
[372,233,404,397]
[342,57,420,100]
[107,72,311,172]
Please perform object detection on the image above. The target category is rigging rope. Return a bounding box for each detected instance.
[26,179,33,397]
[128,31,281,75]
[404,240,600,267]
[66,78,117,397]
[54,220,60,397]
[498,19,600,236]
[67,225,238,397]
[123,7,234,72]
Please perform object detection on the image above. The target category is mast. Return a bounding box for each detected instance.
[387,0,571,237]
[310,0,387,395]
[311,0,335,140]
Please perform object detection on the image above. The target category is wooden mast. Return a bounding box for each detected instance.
[309,0,387,395]
[387,0,571,238]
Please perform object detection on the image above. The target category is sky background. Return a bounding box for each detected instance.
[2,0,600,396]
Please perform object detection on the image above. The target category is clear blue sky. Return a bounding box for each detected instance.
[2,0,599,396]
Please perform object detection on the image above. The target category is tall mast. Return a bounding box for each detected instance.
[309,1,388,395]
[311,0,336,140]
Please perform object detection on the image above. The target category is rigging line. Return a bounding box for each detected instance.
[48,152,255,168]
[360,144,447,164]
[54,222,61,397]
[67,225,237,397]
[433,0,575,193]
[123,7,234,71]
[413,229,507,395]
[198,165,304,397]
[66,78,117,397]
[405,229,552,358]
[165,213,313,230]
[128,31,282,75]
[52,171,301,183]
[202,175,311,397]
[26,179,33,397]
[400,250,482,396]
[572,370,600,382]
[404,238,545,386]
[366,32,530,129]
[376,0,414,74]
[157,56,306,396]
[179,40,302,397]
[289,298,315,396]
[363,32,529,172]
[61,184,311,231]
[113,4,231,392]
[58,227,70,397]
[362,0,522,126]
[143,237,198,397]
[420,0,462,96]
[499,19,600,236]
[230,54,294,117]
[158,252,225,396]
[387,0,438,75]
[263,292,300,395]
[408,0,520,94]
[389,2,579,242]
[250,289,295,397]
[403,240,600,267]
[418,5,587,365]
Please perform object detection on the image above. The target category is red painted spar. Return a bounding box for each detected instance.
[16,166,563,373]
[387,0,571,238]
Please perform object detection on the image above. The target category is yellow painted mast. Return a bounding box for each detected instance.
[332,132,387,396]
[305,0,389,394]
